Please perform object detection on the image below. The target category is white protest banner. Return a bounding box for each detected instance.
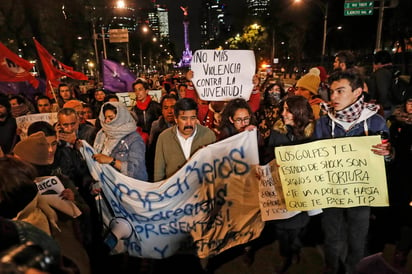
[79,129,263,259]
[35,176,82,218]
[115,90,162,109]
[275,135,389,211]
[16,112,58,139]
[191,50,256,101]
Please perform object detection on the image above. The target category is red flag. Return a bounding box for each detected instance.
[33,38,88,84]
[0,42,39,88]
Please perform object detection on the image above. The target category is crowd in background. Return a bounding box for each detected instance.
[0,49,411,274]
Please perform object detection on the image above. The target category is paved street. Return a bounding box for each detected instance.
[212,241,412,274]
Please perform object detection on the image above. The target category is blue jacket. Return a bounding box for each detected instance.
[315,108,389,139]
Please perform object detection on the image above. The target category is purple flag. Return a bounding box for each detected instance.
[102,59,137,93]
[0,78,46,101]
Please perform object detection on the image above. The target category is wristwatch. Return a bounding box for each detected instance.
[109,158,116,167]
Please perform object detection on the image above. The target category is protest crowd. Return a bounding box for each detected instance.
[1,46,412,274]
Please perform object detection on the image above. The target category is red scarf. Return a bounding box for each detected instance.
[136,96,151,110]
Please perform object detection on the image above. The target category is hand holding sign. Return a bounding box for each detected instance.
[35,176,82,218]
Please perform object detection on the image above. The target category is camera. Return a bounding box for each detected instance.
[0,242,60,274]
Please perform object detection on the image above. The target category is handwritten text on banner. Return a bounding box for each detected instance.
[275,136,389,211]
[191,50,255,101]
[80,129,263,259]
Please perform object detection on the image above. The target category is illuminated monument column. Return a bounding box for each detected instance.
[178,6,192,68]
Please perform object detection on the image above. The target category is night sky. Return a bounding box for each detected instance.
[156,0,245,57]
[156,0,203,55]
[153,0,409,62]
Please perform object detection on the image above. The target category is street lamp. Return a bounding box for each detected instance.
[294,0,328,64]
[139,26,149,71]
[116,0,125,9]
[324,25,343,56]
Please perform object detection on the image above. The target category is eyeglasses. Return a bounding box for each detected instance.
[233,116,250,123]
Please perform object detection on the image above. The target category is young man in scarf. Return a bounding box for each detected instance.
[315,68,393,274]
[130,79,162,135]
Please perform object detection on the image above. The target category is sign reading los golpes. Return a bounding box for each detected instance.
[275,136,389,211]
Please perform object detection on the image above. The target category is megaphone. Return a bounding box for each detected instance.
[104,217,133,250]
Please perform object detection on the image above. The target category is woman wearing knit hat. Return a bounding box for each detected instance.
[309,66,330,102]
[295,72,325,120]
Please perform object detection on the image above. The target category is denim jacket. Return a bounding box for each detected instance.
[110,131,148,181]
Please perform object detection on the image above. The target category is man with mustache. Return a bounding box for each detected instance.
[154,97,216,181]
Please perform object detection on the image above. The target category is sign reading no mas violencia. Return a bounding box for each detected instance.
[191,50,256,101]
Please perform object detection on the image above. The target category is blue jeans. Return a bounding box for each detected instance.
[321,207,370,274]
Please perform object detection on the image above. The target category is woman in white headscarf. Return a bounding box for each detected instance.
[93,102,148,180]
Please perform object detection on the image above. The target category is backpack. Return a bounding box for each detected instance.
[389,67,412,105]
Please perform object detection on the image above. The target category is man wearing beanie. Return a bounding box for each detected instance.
[295,72,324,119]
[0,94,20,154]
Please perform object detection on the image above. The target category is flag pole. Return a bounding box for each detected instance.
[48,80,60,110]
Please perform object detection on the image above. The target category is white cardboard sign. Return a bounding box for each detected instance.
[191,50,256,101]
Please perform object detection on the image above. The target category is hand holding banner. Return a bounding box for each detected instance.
[79,129,263,259]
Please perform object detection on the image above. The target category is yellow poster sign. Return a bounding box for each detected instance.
[275,135,389,211]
